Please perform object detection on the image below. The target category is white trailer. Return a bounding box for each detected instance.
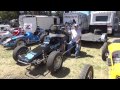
[81,11,119,43]
[90,11,119,34]
[63,12,89,31]
[19,15,60,33]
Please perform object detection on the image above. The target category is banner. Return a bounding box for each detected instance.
[24,23,32,32]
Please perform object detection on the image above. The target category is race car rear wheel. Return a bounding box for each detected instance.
[80,64,94,79]
[16,40,26,47]
[13,45,29,62]
[47,51,63,73]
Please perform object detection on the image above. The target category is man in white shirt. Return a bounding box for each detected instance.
[67,24,81,58]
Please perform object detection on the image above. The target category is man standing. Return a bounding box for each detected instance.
[67,24,81,58]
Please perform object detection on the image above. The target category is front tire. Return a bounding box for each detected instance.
[46,51,63,73]
[13,45,29,62]
[101,42,108,61]
[80,64,94,79]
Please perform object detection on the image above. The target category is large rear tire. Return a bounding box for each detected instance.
[47,51,63,73]
[80,64,94,79]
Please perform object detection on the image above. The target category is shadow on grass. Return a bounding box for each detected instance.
[80,51,94,58]
[81,41,103,49]
[5,47,14,50]
[26,64,47,77]
[16,62,28,66]
[51,67,70,78]
[25,64,70,78]
[63,51,94,60]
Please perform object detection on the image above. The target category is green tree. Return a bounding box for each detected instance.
[0,11,18,21]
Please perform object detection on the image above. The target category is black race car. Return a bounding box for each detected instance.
[13,24,80,74]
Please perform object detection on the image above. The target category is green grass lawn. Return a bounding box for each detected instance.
[0,42,108,79]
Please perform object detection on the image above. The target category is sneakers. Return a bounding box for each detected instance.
[75,53,81,58]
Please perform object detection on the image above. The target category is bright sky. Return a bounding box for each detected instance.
[52,11,90,15]
[78,11,90,15]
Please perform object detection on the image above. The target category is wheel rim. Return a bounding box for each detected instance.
[87,71,93,79]
[54,56,62,71]
[17,41,25,46]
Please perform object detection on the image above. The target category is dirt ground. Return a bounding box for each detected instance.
[0,36,120,79]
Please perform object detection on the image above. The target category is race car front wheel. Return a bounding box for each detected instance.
[13,45,29,62]
[47,51,63,73]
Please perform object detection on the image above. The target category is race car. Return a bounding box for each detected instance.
[12,32,79,74]
[0,27,25,44]
[79,39,120,79]
[101,39,120,79]
[2,29,45,48]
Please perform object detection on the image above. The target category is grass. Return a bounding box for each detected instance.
[0,41,109,79]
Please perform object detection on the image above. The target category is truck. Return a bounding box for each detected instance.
[63,12,89,32]
[19,15,60,33]
[81,11,119,42]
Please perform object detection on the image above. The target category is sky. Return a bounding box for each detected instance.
[52,11,90,15]
[78,11,90,15]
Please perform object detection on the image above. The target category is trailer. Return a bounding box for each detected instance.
[90,11,119,34]
[19,15,60,33]
[81,11,119,42]
[63,12,89,32]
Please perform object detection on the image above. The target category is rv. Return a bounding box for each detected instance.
[90,11,119,34]
[63,12,89,31]
[19,15,60,33]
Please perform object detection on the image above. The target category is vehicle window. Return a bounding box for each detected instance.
[96,16,108,21]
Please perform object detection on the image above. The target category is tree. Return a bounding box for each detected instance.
[0,11,18,21]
